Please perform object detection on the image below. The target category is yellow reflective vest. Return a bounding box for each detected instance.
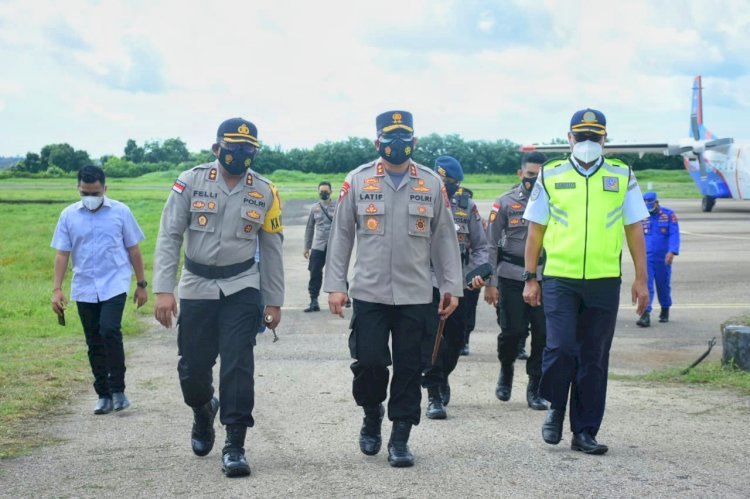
[541,158,631,279]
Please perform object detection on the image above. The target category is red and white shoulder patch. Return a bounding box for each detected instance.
[172,179,187,194]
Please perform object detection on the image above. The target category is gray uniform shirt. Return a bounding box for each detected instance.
[304,200,336,251]
[153,161,285,306]
[323,160,464,305]
[431,190,489,287]
[486,183,541,285]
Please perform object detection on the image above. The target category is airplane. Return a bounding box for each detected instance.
[520,75,750,212]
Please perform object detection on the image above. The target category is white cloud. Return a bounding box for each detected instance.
[0,0,748,157]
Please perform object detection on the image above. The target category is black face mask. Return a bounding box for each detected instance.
[219,147,257,175]
[522,176,537,192]
[648,206,659,215]
[378,138,413,165]
[319,191,330,201]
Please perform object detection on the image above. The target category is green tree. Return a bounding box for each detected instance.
[123,139,145,163]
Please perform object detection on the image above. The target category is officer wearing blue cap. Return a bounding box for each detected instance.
[153,117,284,477]
[324,110,463,467]
[523,108,649,455]
[637,192,679,327]
[422,155,489,420]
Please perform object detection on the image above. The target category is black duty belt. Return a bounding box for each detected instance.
[500,253,546,267]
[184,257,255,280]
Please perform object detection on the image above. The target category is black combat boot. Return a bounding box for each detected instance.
[191,397,219,457]
[636,312,650,327]
[387,421,414,467]
[359,404,384,456]
[222,424,251,477]
[542,407,565,445]
[659,308,670,323]
[441,381,451,406]
[526,376,548,411]
[426,387,447,420]
[495,364,513,401]
[303,298,320,313]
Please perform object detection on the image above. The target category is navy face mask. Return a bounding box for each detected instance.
[522,176,537,192]
[444,182,459,198]
[219,147,257,175]
[378,138,413,165]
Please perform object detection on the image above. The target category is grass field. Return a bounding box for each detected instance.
[0,168,700,458]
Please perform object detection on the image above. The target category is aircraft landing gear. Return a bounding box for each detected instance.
[702,195,716,212]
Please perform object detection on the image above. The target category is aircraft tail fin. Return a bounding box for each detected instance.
[690,75,716,140]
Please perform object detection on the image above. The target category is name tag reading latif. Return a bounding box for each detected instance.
[555,182,576,189]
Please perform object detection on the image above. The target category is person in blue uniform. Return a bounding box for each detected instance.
[637,192,679,327]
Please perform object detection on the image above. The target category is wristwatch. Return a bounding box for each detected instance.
[521,271,537,282]
[137,280,148,289]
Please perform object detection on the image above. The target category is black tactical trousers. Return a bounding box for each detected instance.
[307,248,326,300]
[76,293,127,397]
[178,287,262,427]
[349,299,432,426]
[463,287,480,344]
[496,277,546,377]
[422,287,468,388]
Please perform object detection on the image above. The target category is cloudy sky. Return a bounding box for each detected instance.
[1,0,749,158]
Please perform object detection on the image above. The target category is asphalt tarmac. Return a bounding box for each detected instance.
[1,197,748,498]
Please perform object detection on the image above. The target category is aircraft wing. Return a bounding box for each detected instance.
[520,143,671,155]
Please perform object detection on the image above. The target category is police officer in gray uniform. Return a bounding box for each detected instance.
[303,181,336,312]
[153,118,284,478]
[485,151,548,411]
[324,111,463,468]
[423,155,489,420]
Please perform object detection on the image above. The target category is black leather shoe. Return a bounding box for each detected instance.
[460,343,470,356]
[636,312,650,327]
[659,308,669,323]
[303,299,320,312]
[440,382,451,407]
[387,421,414,467]
[542,408,565,445]
[192,397,219,457]
[359,404,384,456]
[526,377,548,411]
[495,365,513,401]
[517,348,530,360]
[94,397,113,415]
[112,392,130,412]
[571,430,608,455]
[426,387,447,420]
[222,425,251,477]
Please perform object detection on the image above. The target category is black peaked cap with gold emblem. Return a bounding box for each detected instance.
[570,108,606,135]
[217,117,260,147]
[376,110,414,135]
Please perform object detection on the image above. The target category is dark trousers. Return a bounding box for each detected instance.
[178,287,262,427]
[76,293,127,397]
[495,278,546,377]
[646,257,672,312]
[540,277,620,436]
[423,288,468,388]
[463,287,480,344]
[307,248,326,300]
[349,299,431,426]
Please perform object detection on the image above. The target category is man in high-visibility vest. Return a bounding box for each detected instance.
[522,108,649,455]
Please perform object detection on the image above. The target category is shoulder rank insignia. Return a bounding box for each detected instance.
[245,173,253,186]
[409,163,418,177]
[208,168,218,181]
[376,163,385,176]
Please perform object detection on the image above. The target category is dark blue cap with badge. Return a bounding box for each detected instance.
[434,155,464,182]
[376,110,414,135]
[570,108,607,135]
[217,118,260,148]
[643,191,658,210]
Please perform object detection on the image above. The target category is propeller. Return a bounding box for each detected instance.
[666,137,734,181]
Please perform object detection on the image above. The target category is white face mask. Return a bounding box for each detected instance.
[572,140,603,164]
[81,195,104,211]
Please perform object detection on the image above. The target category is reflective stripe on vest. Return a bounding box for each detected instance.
[542,158,630,279]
